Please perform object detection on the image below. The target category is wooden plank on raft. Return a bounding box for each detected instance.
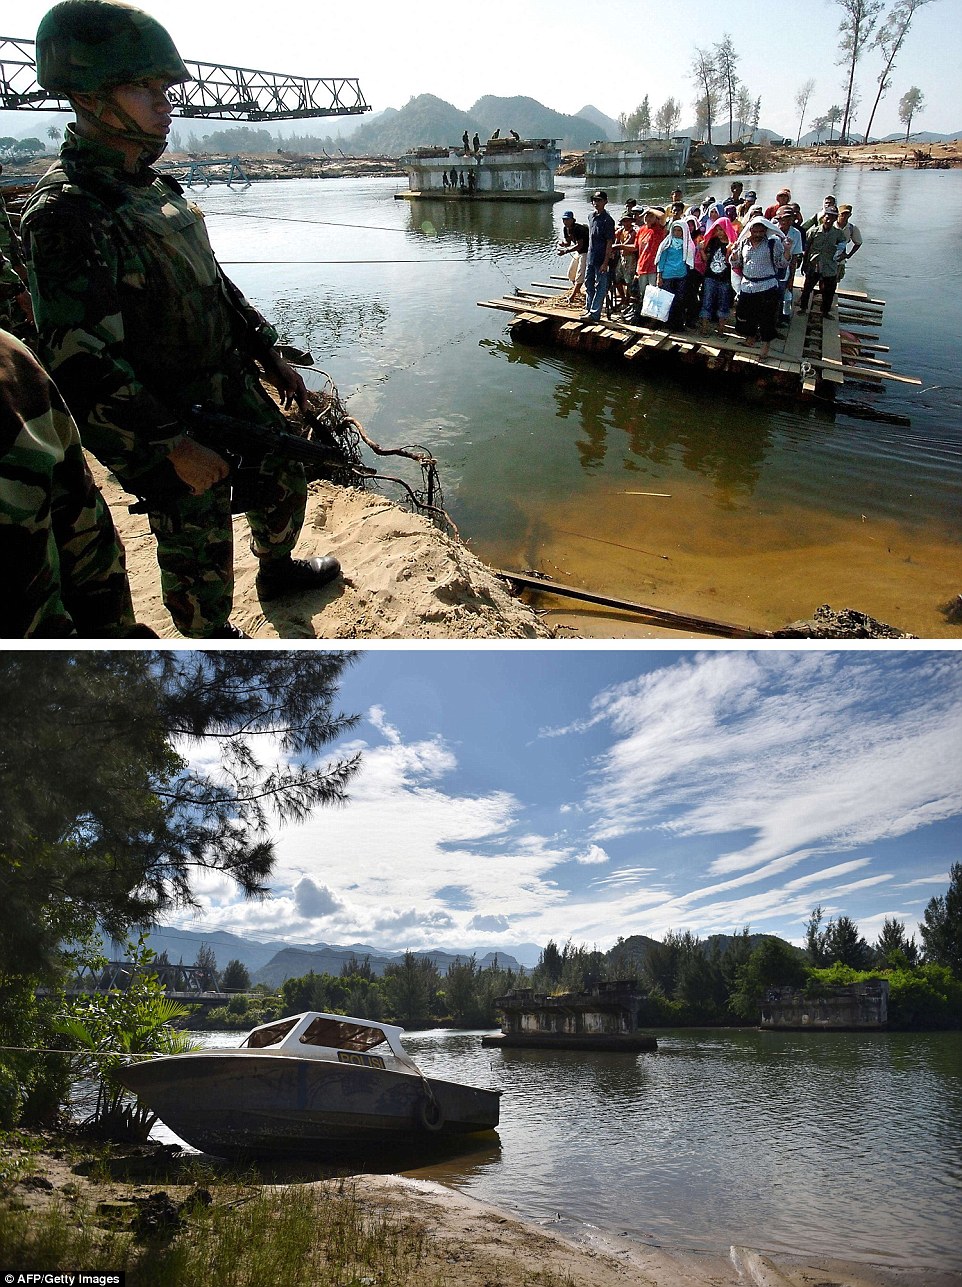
[624,342,647,360]
[821,318,845,385]
[792,275,885,306]
[806,357,920,386]
[782,308,810,361]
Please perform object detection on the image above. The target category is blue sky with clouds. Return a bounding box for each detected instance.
[6,0,961,140]
[179,648,961,958]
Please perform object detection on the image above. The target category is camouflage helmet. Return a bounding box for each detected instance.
[36,0,190,95]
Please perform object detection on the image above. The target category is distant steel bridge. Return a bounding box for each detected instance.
[56,960,232,1006]
[0,36,371,122]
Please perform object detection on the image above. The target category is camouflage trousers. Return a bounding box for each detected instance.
[0,329,135,637]
[146,455,307,638]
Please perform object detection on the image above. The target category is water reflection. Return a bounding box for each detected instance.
[403,196,559,255]
[401,1027,962,1268]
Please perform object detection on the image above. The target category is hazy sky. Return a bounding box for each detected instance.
[173,648,961,958]
[6,0,960,140]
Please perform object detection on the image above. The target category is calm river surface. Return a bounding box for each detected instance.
[192,165,962,637]
[173,1026,962,1270]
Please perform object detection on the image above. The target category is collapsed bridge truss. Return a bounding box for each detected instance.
[0,36,370,121]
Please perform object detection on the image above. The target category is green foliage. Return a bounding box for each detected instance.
[444,957,484,1026]
[530,940,604,996]
[382,953,441,1024]
[887,963,962,1029]
[200,126,276,153]
[221,959,252,991]
[730,937,808,1021]
[874,917,918,969]
[0,137,46,161]
[0,976,72,1129]
[805,962,962,1029]
[920,862,962,975]
[280,970,383,1021]
[824,915,873,969]
[53,936,194,1141]
[0,653,360,986]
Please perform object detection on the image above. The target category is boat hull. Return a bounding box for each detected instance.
[115,1053,500,1158]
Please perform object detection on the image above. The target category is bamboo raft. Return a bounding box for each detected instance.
[478,274,920,413]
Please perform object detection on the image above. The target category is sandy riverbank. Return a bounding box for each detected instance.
[3,1139,957,1287]
[97,462,556,640]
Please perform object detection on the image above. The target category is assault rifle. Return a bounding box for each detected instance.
[129,404,375,515]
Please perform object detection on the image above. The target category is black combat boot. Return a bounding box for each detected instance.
[256,554,341,602]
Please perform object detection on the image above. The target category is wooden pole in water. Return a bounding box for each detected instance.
[497,570,770,638]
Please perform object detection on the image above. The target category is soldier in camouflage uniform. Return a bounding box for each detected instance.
[0,326,136,637]
[0,168,35,342]
[21,0,341,639]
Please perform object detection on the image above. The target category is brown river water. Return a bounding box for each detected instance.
[195,164,961,638]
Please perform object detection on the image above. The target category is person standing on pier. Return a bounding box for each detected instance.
[580,191,615,324]
[21,0,342,639]
[558,211,589,302]
[798,210,847,318]
[836,205,862,280]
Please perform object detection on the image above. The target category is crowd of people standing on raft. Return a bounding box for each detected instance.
[557,180,863,357]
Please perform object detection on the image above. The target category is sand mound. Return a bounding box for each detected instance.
[100,466,554,640]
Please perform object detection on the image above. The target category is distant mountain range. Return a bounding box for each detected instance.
[343,93,605,155]
[128,924,806,990]
[135,924,536,985]
[2,97,959,158]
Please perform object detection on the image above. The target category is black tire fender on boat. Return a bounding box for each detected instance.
[417,1095,444,1132]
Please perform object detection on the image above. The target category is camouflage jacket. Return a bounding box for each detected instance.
[21,127,281,487]
[0,328,132,637]
[0,195,25,275]
[0,249,21,300]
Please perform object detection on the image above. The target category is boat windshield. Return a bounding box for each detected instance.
[244,1017,300,1049]
[299,1017,390,1053]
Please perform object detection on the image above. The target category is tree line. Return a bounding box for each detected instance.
[211,865,961,1036]
[618,3,936,150]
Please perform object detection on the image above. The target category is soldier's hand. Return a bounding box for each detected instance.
[168,437,229,495]
[260,348,309,412]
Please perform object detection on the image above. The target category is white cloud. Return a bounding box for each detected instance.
[293,877,344,919]
[165,653,961,955]
[575,844,610,865]
[581,654,962,884]
[469,914,512,932]
[368,704,401,744]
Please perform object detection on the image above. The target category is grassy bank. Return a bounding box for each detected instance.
[0,1133,577,1287]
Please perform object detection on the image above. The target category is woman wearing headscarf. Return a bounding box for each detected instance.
[698,216,738,336]
[729,217,787,355]
[683,214,707,327]
[654,220,695,330]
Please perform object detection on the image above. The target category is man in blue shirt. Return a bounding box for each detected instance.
[580,191,616,323]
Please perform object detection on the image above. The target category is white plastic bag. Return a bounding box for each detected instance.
[641,284,674,323]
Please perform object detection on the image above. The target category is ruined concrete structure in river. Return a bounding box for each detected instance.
[760,980,889,1030]
[482,981,658,1051]
[586,136,693,182]
[397,137,562,202]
